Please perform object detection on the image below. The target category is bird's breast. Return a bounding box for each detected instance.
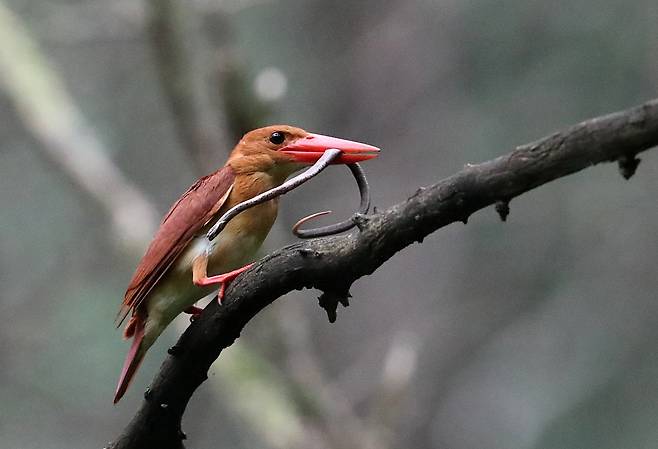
[211,200,277,270]
[177,198,279,275]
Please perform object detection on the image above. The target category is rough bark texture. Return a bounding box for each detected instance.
[109,99,658,449]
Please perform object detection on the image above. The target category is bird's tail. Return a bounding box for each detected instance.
[114,315,147,404]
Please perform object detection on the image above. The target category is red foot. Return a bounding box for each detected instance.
[194,263,254,305]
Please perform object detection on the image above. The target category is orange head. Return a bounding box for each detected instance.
[227,125,379,176]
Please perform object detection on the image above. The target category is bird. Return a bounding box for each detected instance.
[113,125,379,403]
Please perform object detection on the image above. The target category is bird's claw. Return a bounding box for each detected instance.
[205,263,255,306]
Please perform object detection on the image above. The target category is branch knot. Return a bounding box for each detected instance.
[618,153,641,180]
[317,285,352,323]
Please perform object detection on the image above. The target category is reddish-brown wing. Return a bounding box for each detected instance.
[116,166,235,325]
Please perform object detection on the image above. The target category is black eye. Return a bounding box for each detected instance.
[269,131,285,145]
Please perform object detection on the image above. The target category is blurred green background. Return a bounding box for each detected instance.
[0,1,657,448]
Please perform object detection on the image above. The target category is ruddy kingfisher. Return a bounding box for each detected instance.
[114,125,379,403]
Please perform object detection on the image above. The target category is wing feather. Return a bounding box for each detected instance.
[116,166,235,325]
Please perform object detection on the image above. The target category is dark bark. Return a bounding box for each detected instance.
[109,98,658,449]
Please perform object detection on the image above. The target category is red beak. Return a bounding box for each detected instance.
[280,133,380,164]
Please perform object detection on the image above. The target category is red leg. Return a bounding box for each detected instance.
[193,255,253,305]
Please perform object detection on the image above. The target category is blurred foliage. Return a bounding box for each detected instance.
[0,0,657,449]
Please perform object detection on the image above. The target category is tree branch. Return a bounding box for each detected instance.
[147,0,230,170]
[109,98,658,449]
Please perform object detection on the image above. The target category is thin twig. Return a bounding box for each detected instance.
[147,0,230,170]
